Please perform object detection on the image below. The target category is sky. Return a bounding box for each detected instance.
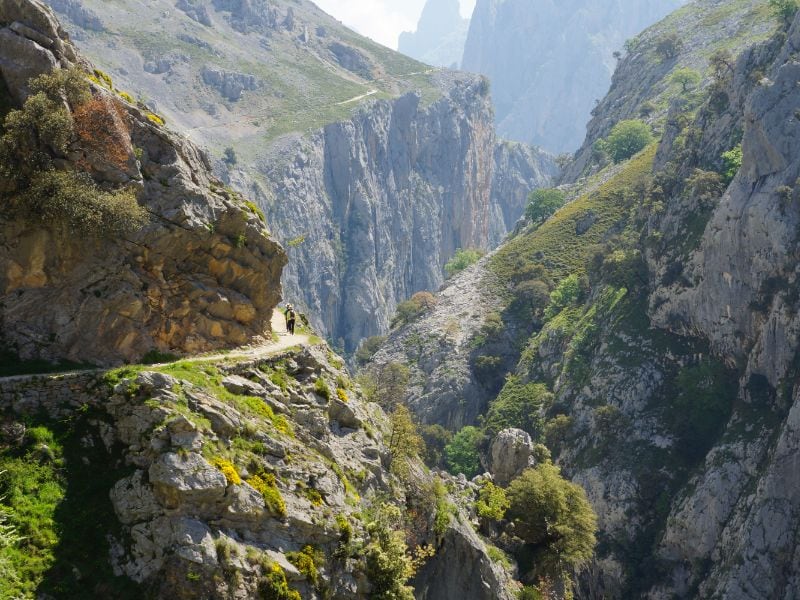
[312,0,477,49]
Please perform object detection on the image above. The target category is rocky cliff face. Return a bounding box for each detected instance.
[0,0,285,366]
[642,12,800,598]
[398,0,469,69]
[235,75,554,353]
[48,0,556,355]
[461,0,685,153]
[373,3,800,598]
[562,0,777,182]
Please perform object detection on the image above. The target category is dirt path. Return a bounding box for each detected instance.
[0,310,311,383]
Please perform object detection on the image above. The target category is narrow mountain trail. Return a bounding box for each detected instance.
[0,309,311,383]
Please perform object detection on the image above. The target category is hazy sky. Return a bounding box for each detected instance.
[313,0,476,49]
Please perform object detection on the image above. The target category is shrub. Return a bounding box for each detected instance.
[445,248,484,278]
[444,426,483,478]
[286,546,323,586]
[656,33,682,60]
[602,120,653,163]
[314,377,331,400]
[145,111,165,127]
[525,188,565,224]
[475,481,510,521]
[544,273,583,320]
[769,0,799,22]
[15,170,146,235]
[258,563,301,600]
[223,146,238,165]
[484,377,552,439]
[364,503,415,600]
[355,335,386,365]
[72,96,132,171]
[506,464,597,579]
[248,473,286,517]
[420,424,452,468]
[211,458,241,485]
[391,291,437,327]
[336,387,349,403]
[721,145,743,184]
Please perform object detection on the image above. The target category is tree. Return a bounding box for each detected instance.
[391,291,437,327]
[670,68,701,93]
[475,480,510,521]
[709,49,734,82]
[525,188,565,224]
[444,426,483,478]
[603,120,653,163]
[421,424,452,469]
[445,248,485,278]
[388,405,425,481]
[372,361,410,410]
[355,335,386,365]
[769,0,799,23]
[223,146,237,165]
[656,33,682,60]
[506,464,598,581]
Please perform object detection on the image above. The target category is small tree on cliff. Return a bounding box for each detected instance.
[525,188,565,224]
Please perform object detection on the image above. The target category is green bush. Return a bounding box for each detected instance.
[314,377,331,400]
[484,377,552,439]
[721,145,743,184]
[258,563,301,600]
[364,503,415,600]
[391,291,437,327]
[444,426,483,478]
[475,481,510,521]
[544,274,584,320]
[0,68,146,236]
[602,120,653,163]
[769,0,799,22]
[525,188,565,224]
[355,335,386,365]
[420,424,452,469]
[506,464,597,580]
[248,473,286,517]
[286,546,323,587]
[445,248,485,278]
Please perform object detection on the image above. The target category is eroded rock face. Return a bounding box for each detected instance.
[0,0,286,366]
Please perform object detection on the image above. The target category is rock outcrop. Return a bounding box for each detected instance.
[488,428,534,487]
[461,0,685,152]
[0,0,286,365]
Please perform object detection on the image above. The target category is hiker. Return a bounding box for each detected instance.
[287,306,297,335]
[284,303,293,331]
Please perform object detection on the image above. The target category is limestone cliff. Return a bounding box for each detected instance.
[46,0,556,354]
[372,3,800,598]
[243,76,555,354]
[461,0,685,153]
[0,0,286,366]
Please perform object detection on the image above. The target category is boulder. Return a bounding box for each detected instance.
[148,452,227,511]
[489,428,534,486]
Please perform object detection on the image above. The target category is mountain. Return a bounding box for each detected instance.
[461,0,686,153]
[398,0,469,69]
[371,0,800,596]
[0,3,516,598]
[46,0,557,353]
